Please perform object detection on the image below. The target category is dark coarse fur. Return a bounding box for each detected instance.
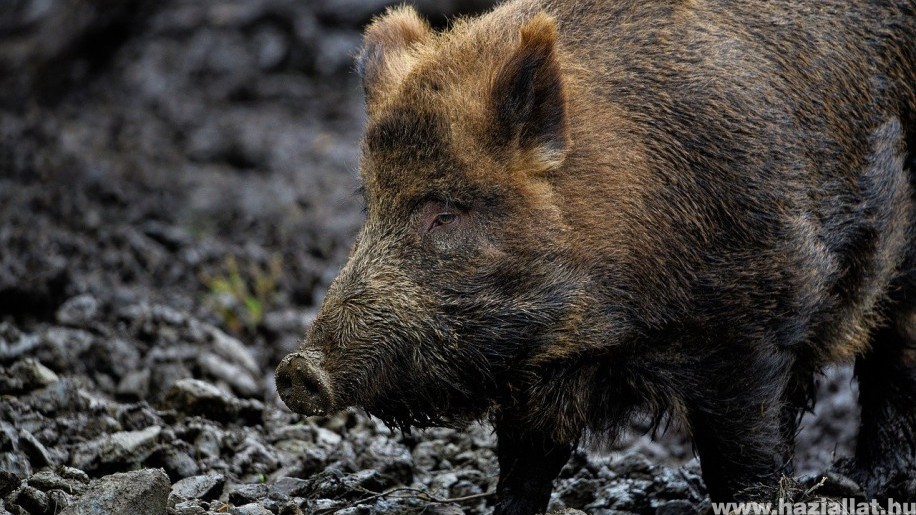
[275,0,916,512]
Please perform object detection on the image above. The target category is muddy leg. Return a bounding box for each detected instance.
[779,364,817,475]
[685,354,788,501]
[494,415,573,515]
[853,313,916,500]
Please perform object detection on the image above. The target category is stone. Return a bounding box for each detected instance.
[98,426,161,465]
[60,468,170,515]
[18,430,54,468]
[171,500,207,515]
[0,452,31,480]
[116,369,151,400]
[55,294,99,326]
[157,447,200,479]
[197,352,260,398]
[163,379,240,422]
[0,358,58,394]
[55,466,89,484]
[230,504,273,515]
[193,425,222,459]
[27,469,87,496]
[360,437,413,484]
[655,500,696,515]
[230,437,280,476]
[278,503,306,515]
[227,482,268,505]
[267,477,308,501]
[169,473,225,501]
[47,489,72,511]
[14,485,49,514]
[0,469,20,497]
[205,327,259,376]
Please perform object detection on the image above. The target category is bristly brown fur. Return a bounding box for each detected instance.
[280,0,916,511]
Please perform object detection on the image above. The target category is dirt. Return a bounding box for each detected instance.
[0,1,866,513]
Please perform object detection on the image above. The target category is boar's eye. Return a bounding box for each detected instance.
[429,212,457,232]
[419,199,465,235]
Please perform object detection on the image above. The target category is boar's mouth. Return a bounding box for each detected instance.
[276,345,497,430]
[275,350,335,416]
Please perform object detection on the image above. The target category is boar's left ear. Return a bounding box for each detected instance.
[490,12,568,170]
[357,6,431,103]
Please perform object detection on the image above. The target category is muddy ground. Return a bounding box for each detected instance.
[0,1,866,513]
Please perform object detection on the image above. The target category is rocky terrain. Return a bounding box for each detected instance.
[0,1,867,513]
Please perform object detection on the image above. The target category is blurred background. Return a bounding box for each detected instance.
[0,1,861,513]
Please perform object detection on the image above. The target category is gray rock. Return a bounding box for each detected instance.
[88,337,141,380]
[148,361,193,400]
[26,378,90,415]
[0,420,18,450]
[164,379,240,422]
[197,351,260,398]
[267,477,308,501]
[55,294,99,326]
[0,327,40,362]
[412,441,441,472]
[18,429,54,468]
[229,503,273,515]
[449,479,483,499]
[14,485,48,514]
[36,328,95,373]
[204,327,259,376]
[231,437,280,476]
[650,467,694,499]
[100,426,161,464]
[655,500,696,515]
[230,504,273,515]
[360,437,413,484]
[47,489,72,512]
[0,452,31,480]
[27,469,87,496]
[157,447,200,479]
[116,403,164,432]
[309,469,385,499]
[61,468,170,515]
[169,473,225,501]
[55,466,89,485]
[71,426,161,472]
[277,502,306,515]
[171,500,207,515]
[0,469,20,497]
[227,482,268,505]
[193,425,222,459]
[0,358,58,394]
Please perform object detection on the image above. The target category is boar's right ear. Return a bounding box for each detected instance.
[356,6,431,103]
[490,12,568,171]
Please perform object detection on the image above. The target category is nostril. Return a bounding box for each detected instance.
[275,352,333,416]
[275,361,295,402]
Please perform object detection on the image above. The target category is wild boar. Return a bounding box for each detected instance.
[276,0,916,512]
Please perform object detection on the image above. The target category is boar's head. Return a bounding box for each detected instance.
[276,7,587,430]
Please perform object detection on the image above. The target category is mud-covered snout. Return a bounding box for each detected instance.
[275,350,334,416]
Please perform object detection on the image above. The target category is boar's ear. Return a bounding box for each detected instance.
[357,6,431,102]
[490,12,567,170]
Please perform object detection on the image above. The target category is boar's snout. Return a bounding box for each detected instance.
[275,351,333,416]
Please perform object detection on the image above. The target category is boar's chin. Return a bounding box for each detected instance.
[359,387,493,432]
[364,404,485,432]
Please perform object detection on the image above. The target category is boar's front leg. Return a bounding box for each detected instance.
[494,414,573,515]
[684,351,788,501]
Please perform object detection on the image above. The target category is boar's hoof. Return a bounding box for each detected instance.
[275,352,333,416]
